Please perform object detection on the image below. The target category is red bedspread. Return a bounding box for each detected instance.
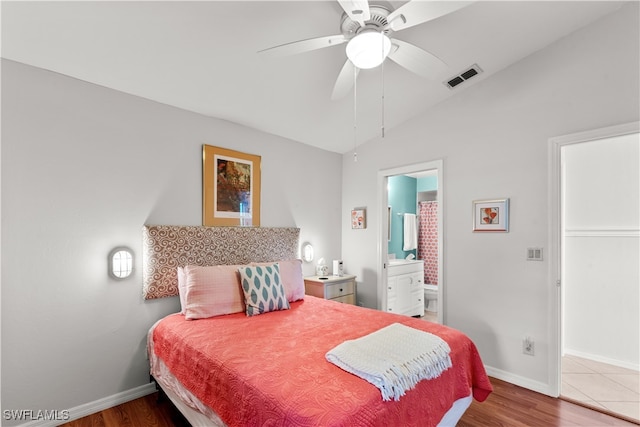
[152,296,492,427]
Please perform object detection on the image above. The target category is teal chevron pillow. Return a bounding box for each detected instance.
[238,264,290,316]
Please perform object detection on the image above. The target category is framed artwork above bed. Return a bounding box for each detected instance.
[203,145,261,227]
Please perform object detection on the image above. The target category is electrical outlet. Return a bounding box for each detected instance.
[523,337,535,356]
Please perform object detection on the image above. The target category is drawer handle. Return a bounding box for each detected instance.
[339,288,343,292]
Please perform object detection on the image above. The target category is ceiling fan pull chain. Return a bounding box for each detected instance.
[381,38,385,139]
[353,63,358,162]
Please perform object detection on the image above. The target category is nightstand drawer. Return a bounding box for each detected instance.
[333,294,355,305]
[325,281,354,299]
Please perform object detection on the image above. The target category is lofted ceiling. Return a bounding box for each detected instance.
[1,1,626,153]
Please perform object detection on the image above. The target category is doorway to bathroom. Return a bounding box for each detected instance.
[378,160,443,324]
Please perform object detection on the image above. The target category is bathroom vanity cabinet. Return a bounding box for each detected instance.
[386,261,424,317]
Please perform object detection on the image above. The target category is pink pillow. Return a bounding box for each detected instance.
[183,265,245,320]
[252,259,305,302]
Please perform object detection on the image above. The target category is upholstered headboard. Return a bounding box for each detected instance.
[142,225,300,300]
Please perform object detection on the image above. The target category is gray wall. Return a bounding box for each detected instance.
[341,2,639,393]
[1,60,343,423]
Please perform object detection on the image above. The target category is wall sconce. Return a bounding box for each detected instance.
[301,243,314,263]
[109,247,134,280]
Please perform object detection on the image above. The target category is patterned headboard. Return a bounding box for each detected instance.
[142,225,300,300]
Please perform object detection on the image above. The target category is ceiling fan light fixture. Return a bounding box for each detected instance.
[346,30,391,69]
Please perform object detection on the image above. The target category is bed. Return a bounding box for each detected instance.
[143,225,492,426]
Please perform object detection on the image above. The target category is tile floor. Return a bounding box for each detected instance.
[562,354,640,422]
[422,310,438,323]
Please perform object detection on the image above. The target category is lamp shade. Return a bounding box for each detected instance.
[346,30,391,69]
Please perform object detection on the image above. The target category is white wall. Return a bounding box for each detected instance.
[1,59,343,424]
[2,1,639,419]
[563,134,639,369]
[341,2,639,392]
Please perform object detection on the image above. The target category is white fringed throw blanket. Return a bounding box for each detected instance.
[326,323,452,401]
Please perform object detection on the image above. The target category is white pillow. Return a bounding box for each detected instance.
[183,264,245,320]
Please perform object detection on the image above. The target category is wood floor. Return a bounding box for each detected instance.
[458,378,637,427]
[61,378,638,427]
[59,392,190,427]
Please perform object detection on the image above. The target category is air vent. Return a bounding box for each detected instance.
[444,64,483,89]
[460,68,478,80]
[446,76,464,88]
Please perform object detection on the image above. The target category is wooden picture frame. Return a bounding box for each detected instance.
[472,198,509,232]
[203,145,261,226]
[351,208,366,229]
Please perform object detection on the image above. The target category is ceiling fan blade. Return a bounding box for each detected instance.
[338,0,371,27]
[258,34,347,57]
[331,59,360,100]
[337,0,371,26]
[385,1,474,32]
[387,38,447,79]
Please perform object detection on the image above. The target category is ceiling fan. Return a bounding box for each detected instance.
[259,0,473,100]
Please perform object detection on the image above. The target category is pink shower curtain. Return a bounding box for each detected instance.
[418,201,438,285]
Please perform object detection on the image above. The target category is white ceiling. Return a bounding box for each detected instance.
[1,1,625,153]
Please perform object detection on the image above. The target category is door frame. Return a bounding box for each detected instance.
[548,120,639,397]
[377,159,444,323]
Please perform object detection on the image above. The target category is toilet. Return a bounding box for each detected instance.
[424,284,438,312]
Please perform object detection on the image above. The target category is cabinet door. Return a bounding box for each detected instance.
[410,272,424,316]
[395,274,415,316]
[388,271,426,316]
[409,272,424,316]
[410,272,423,291]
[392,273,424,316]
[387,276,398,312]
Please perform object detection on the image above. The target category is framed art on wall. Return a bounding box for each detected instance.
[472,198,509,232]
[203,145,261,226]
[351,208,366,229]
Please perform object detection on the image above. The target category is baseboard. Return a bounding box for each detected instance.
[564,349,640,371]
[16,383,156,427]
[484,365,554,397]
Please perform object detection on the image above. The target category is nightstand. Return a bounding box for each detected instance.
[304,275,357,305]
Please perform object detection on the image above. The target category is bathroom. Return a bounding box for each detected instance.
[388,172,439,322]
